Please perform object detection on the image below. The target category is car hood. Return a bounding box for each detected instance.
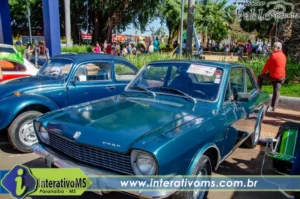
[41,95,210,153]
[0,76,63,99]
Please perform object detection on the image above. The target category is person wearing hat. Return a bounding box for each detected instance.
[258,42,286,111]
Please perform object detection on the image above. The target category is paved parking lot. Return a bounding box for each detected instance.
[1,109,299,199]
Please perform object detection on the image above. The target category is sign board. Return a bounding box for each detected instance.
[81,34,92,40]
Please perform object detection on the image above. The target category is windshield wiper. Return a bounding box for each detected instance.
[159,87,197,104]
[128,86,156,97]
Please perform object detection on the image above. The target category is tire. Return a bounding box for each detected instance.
[242,121,261,148]
[8,111,42,153]
[172,155,212,199]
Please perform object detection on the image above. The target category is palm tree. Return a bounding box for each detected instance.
[64,0,72,47]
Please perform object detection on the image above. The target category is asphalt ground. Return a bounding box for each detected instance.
[1,108,299,199]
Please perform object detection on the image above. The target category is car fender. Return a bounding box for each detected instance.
[186,143,221,174]
[0,94,59,130]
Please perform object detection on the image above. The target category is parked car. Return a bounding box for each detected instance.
[0,44,39,82]
[0,53,138,152]
[32,60,270,198]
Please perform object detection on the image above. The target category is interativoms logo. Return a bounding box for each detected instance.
[1,165,37,199]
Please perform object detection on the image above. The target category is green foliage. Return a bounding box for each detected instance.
[262,84,300,97]
[195,0,236,42]
[61,45,93,53]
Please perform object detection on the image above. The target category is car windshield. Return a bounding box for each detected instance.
[126,63,223,101]
[37,59,73,78]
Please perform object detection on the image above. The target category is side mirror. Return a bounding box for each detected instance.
[237,92,250,102]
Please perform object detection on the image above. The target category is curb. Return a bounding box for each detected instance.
[267,95,300,111]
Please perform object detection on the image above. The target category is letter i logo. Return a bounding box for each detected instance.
[1,165,37,199]
[15,169,26,196]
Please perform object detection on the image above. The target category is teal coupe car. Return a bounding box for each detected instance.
[32,60,270,199]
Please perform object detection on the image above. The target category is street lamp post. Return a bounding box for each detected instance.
[179,0,184,59]
[26,0,33,44]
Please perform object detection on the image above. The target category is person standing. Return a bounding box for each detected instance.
[247,40,252,59]
[35,41,50,67]
[24,43,34,62]
[257,42,286,111]
[92,42,101,53]
[106,43,112,54]
[154,37,160,52]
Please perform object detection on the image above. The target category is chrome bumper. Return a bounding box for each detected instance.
[31,143,178,199]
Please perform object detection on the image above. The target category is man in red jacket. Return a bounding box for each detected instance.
[258,42,286,111]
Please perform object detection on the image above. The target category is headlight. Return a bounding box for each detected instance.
[131,150,157,175]
[34,121,49,144]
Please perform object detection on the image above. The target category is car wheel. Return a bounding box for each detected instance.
[8,111,42,153]
[242,120,261,148]
[172,155,212,199]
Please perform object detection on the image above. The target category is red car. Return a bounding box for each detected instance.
[0,44,38,82]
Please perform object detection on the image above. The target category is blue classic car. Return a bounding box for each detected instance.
[0,53,138,152]
[32,60,270,198]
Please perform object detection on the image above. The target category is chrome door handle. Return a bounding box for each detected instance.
[106,86,115,91]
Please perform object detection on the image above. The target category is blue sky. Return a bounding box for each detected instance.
[122,0,238,36]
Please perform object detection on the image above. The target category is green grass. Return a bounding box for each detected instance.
[262,84,300,98]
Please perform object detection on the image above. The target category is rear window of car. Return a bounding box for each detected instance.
[0,47,15,54]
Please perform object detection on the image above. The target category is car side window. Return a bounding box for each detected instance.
[74,62,111,82]
[230,68,244,98]
[115,63,137,81]
[224,82,231,102]
[0,60,26,72]
[245,69,256,93]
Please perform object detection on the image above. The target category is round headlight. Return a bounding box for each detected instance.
[34,121,49,144]
[131,150,157,175]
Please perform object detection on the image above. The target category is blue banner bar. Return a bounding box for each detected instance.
[0,170,9,194]
[86,176,300,191]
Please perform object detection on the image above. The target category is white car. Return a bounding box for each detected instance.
[0,44,39,82]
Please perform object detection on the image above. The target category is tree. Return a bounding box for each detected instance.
[194,0,235,46]
[64,0,72,47]
[186,0,195,55]
[289,4,300,63]
[159,0,182,44]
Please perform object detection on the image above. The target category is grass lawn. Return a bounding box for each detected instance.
[262,84,300,97]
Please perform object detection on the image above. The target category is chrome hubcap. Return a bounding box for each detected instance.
[254,123,261,143]
[193,167,208,199]
[19,121,37,146]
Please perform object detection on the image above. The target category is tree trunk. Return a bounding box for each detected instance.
[289,5,300,63]
[93,9,100,42]
[64,0,72,47]
[186,0,195,55]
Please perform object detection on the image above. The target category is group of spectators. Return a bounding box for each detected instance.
[92,37,161,56]
[23,40,50,67]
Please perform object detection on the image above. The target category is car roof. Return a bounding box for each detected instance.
[51,53,135,66]
[147,59,240,69]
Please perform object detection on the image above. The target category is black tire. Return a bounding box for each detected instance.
[8,111,42,153]
[172,155,212,199]
[242,121,261,148]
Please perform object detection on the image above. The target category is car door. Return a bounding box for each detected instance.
[113,61,138,94]
[221,68,249,157]
[67,60,118,106]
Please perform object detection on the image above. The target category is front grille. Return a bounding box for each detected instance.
[48,132,133,174]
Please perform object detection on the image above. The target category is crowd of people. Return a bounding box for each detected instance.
[92,37,161,56]
[23,40,50,67]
